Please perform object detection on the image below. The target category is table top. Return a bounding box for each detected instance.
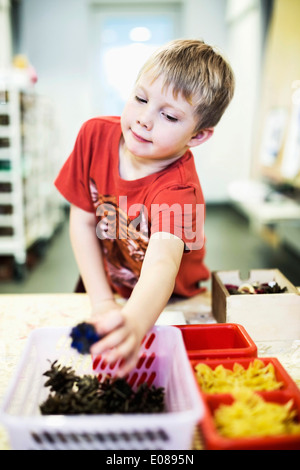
[0,292,299,450]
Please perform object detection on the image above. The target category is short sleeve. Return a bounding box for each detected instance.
[150,185,205,251]
[54,121,95,213]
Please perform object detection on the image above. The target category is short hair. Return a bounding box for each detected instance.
[136,39,235,132]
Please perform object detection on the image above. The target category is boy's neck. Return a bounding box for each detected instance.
[118,136,185,181]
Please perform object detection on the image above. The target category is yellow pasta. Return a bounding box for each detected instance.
[214,389,300,438]
[195,359,283,394]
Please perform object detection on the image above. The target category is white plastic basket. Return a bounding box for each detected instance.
[0,325,204,450]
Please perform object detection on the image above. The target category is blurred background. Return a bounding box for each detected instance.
[0,0,299,294]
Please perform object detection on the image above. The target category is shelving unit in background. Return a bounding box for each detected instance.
[0,86,63,279]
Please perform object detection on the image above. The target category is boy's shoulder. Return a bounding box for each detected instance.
[148,151,204,200]
[80,116,121,134]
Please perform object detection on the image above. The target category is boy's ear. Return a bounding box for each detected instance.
[188,128,214,148]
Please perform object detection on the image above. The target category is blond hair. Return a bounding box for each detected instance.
[136,39,235,131]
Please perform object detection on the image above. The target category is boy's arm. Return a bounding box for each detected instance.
[69,204,120,315]
[123,232,184,331]
[91,233,184,376]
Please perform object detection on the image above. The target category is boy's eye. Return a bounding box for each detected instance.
[163,113,178,122]
[135,95,147,104]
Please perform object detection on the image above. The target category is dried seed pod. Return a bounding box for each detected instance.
[40,361,165,415]
[224,284,239,294]
[225,281,287,295]
[43,360,79,395]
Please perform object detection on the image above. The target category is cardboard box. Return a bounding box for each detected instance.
[212,269,300,341]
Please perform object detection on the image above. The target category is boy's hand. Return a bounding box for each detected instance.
[90,309,145,377]
[91,299,122,317]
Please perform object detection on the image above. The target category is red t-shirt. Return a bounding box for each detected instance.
[55,116,209,298]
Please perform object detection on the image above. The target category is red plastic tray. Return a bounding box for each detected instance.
[177,323,257,359]
[190,357,300,450]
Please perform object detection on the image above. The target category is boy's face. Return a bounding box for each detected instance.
[120,73,212,163]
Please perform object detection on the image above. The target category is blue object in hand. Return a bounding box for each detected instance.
[70,322,102,354]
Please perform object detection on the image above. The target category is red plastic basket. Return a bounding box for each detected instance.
[190,357,300,450]
[177,323,257,360]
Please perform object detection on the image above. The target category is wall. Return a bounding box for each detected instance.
[0,0,12,68]
[190,0,266,201]
[18,0,91,158]
[253,0,300,186]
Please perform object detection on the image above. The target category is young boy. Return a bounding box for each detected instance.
[55,39,234,376]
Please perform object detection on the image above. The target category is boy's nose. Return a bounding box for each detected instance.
[136,109,153,130]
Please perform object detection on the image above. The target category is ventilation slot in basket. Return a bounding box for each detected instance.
[29,428,169,450]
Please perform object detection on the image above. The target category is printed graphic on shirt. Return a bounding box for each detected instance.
[89,179,149,290]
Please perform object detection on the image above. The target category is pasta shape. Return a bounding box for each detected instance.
[195,359,283,394]
[214,389,300,438]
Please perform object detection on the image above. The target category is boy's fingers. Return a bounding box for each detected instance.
[91,331,140,378]
[102,333,137,364]
[106,336,141,378]
[117,351,140,378]
[90,324,128,356]
[92,309,125,336]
